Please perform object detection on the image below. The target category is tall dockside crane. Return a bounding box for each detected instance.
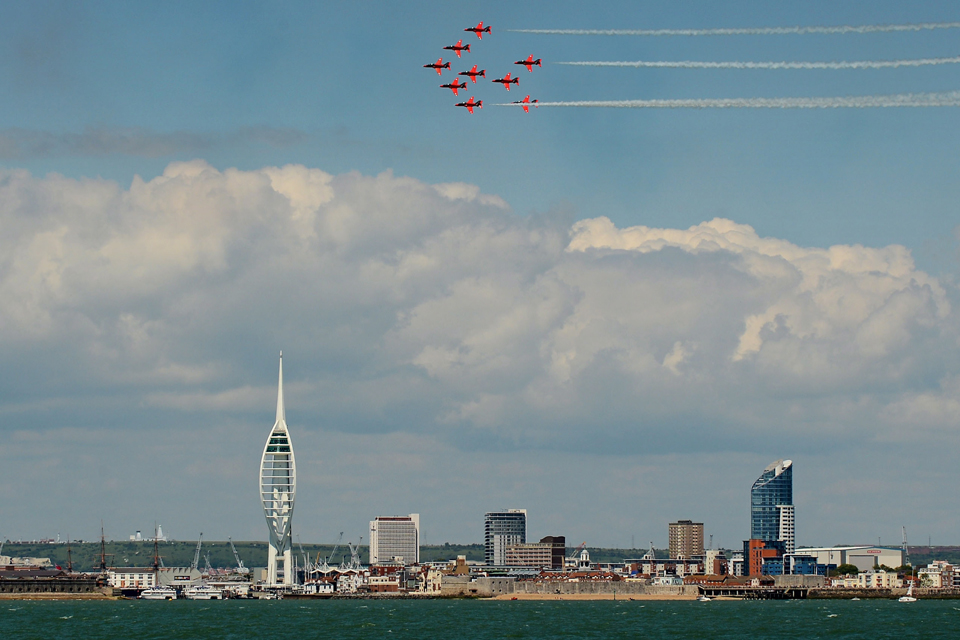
[229,537,249,574]
[191,533,203,571]
[316,532,343,574]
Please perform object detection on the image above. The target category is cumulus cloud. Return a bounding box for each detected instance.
[0,161,958,460]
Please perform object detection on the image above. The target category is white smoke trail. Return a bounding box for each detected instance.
[559,56,960,70]
[494,91,960,109]
[508,21,960,36]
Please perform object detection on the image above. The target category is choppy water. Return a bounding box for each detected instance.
[2,598,959,639]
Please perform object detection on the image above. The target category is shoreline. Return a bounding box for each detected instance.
[492,593,698,601]
[0,593,116,601]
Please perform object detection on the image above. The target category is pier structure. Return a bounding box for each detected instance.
[259,352,297,586]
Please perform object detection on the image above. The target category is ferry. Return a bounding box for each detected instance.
[184,584,223,600]
[139,586,178,600]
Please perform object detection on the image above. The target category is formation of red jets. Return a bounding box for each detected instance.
[422,21,540,114]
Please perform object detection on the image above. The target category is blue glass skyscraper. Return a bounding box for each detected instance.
[751,459,793,550]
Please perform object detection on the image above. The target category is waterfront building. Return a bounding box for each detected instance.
[794,546,904,572]
[705,549,728,575]
[369,514,420,565]
[484,509,527,565]
[624,556,704,577]
[745,539,785,577]
[668,520,704,559]
[918,561,954,588]
[107,568,157,589]
[751,459,794,554]
[0,569,99,595]
[857,569,902,589]
[505,536,565,570]
[259,353,296,586]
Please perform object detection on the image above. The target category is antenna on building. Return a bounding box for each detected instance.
[709,534,713,550]
[66,535,73,573]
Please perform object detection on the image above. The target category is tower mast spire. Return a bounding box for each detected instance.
[276,351,285,424]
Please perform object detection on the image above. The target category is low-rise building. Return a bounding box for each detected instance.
[795,546,904,572]
[505,536,565,570]
[856,569,901,589]
[368,575,400,593]
[918,561,954,588]
[107,568,157,589]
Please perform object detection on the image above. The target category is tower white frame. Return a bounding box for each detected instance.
[260,352,296,586]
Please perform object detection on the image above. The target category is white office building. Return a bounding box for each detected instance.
[369,514,420,565]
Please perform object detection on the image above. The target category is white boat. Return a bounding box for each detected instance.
[898,583,917,603]
[139,586,178,600]
[184,584,223,600]
[697,595,711,602]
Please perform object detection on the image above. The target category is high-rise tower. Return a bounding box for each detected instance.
[750,459,794,553]
[484,509,527,565]
[260,352,296,586]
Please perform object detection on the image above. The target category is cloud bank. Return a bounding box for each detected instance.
[1,161,958,543]
[1,161,957,453]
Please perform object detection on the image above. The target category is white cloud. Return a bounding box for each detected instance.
[0,164,957,449]
[2,161,959,544]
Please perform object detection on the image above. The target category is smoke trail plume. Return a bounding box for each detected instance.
[508,21,960,36]
[495,91,960,109]
[559,56,960,70]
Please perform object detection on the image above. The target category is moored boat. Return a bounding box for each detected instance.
[139,586,178,600]
[898,583,917,603]
[184,583,223,600]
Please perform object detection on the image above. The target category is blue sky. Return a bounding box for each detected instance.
[4,0,959,259]
[2,1,960,551]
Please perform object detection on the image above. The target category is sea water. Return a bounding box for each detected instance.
[2,598,958,639]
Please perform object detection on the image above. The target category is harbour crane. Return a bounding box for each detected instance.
[228,537,248,574]
[566,542,587,560]
[191,533,203,571]
[204,553,213,574]
[316,532,343,574]
[297,535,309,573]
[345,537,363,571]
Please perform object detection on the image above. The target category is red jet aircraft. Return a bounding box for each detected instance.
[513,95,539,113]
[443,40,470,58]
[514,55,542,72]
[492,72,519,90]
[455,96,482,114]
[440,78,467,96]
[423,58,450,75]
[458,65,486,83]
[464,22,491,39]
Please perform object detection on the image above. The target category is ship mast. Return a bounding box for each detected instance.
[152,523,161,581]
[99,522,108,573]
